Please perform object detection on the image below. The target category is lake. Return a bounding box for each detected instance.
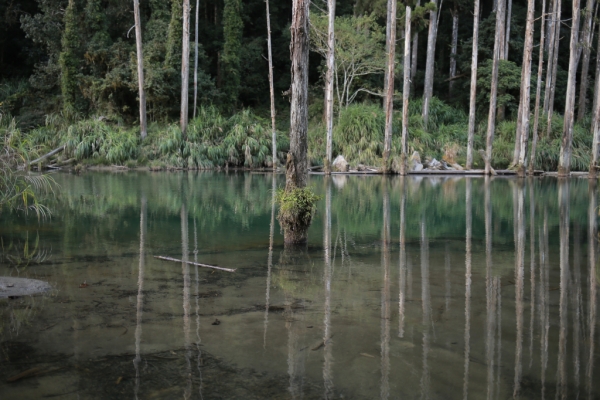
[0,171,598,399]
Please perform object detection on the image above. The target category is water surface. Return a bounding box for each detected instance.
[0,172,598,399]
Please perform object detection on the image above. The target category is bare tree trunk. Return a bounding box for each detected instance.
[485,0,506,175]
[466,0,480,170]
[133,0,147,139]
[558,0,580,176]
[544,0,560,113]
[383,0,397,172]
[411,0,420,94]
[529,0,547,174]
[590,42,600,177]
[449,4,458,96]
[325,0,336,174]
[593,22,600,115]
[515,0,536,176]
[505,0,512,59]
[266,0,277,170]
[193,0,199,119]
[401,7,412,176]
[545,0,562,136]
[181,0,191,137]
[577,0,596,122]
[422,0,439,128]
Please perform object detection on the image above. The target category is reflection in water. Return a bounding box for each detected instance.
[381,183,391,400]
[587,181,597,400]
[263,175,276,348]
[539,208,550,399]
[572,224,582,398]
[557,180,570,400]
[399,177,407,338]
[193,218,203,400]
[513,181,525,398]
[181,204,192,400]
[528,179,535,371]
[323,178,334,399]
[463,179,472,400]
[420,217,431,400]
[133,196,147,399]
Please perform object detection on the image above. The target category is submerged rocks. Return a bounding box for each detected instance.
[0,277,52,298]
[332,155,349,172]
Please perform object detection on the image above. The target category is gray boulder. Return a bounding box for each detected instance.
[332,155,349,172]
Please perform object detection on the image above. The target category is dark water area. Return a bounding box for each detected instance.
[0,172,599,399]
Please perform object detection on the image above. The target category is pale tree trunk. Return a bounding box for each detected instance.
[401,7,412,176]
[466,0,480,170]
[181,0,191,137]
[545,0,562,136]
[133,0,147,139]
[485,0,506,175]
[505,0,512,59]
[422,0,439,128]
[593,21,600,115]
[449,4,458,95]
[558,0,580,176]
[529,0,547,174]
[496,0,509,122]
[325,0,336,174]
[543,0,559,112]
[577,0,596,122]
[383,0,397,172]
[411,0,420,94]
[266,0,277,170]
[193,0,199,119]
[590,48,600,177]
[515,0,536,176]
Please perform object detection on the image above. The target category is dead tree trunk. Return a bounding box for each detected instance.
[133,0,147,139]
[266,0,277,170]
[545,0,562,137]
[485,0,506,175]
[544,0,560,113]
[590,38,600,177]
[577,0,596,122]
[383,0,397,172]
[593,22,600,115]
[558,0,580,176]
[515,0,536,176]
[422,0,439,128]
[401,7,412,176]
[466,0,480,170]
[325,0,336,174]
[505,0,512,59]
[529,0,547,174]
[181,0,191,137]
[193,0,199,119]
[449,4,458,96]
[411,0,420,94]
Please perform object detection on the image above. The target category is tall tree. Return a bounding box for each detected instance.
[504,0,512,59]
[422,0,439,128]
[166,0,183,69]
[133,0,147,139]
[401,7,412,175]
[515,0,536,175]
[466,0,480,170]
[593,20,600,114]
[485,0,506,175]
[59,0,80,112]
[325,0,336,174]
[180,0,191,135]
[449,3,459,95]
[411,0,420,94]
[266,0,277,170]
[577,0,596,121]
[383,0,397,172]
[529,0,547,174]
[591,35,600,176]
[545,0,562,137]
[222,0,243,109]
[193,0,199,119]
[559,0,581,176]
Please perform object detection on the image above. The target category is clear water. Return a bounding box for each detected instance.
[0,172,598,399]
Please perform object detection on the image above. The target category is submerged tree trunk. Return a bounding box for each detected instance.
[383,0,397,172]
[546,0,562,136]
[266,0,277,170]
[193,0,199,119]
[515,0,536,176]
[181,0,191,137]
[466,0,480,170]
[449,4,458,95]
[529,0,547,174]
[485,0,506,175]
[325,0,336,174]
[401,7,412,176]
[577,0,596,122]
[422,0,439,128]
[133,0,147,139]
[559,0,580,176]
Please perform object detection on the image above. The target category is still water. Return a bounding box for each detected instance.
[0,172,598,399]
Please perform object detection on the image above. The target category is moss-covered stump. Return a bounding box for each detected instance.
[276,187,320,244]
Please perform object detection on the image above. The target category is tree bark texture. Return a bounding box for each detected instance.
[466,0,480,170]
[180,0,191,136]
[590,24,600,177]
[577,0,596,122]
[133,0,147,139]
[543,0,560,113]
[410,0,420,94]
[266,0,277,170]
[383,0,397,172]
[485,0,506,175]
[558,0,580,176]
[593,20,600,116]
[504,0,512,60]
[287,0,309,192]
[515,0,536,175]
[325,0,336,174]
[449,5,458,95]
[193,0,199,119]
[529,0,547,174]
[401,7,412,176]
[422,0,439,128]
[545,0,562,136]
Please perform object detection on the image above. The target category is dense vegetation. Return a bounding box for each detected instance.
[0,0,596,172]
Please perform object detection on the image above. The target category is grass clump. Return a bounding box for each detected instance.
[276,187,321,243]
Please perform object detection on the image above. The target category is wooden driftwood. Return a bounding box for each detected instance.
[28,145,66,167]
[154,256,236,273]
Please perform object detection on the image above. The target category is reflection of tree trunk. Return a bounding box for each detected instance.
[399,177,407,337]
[463,179,472,400]
[557,180,570,399]
[587,181,597,399]
[513,181,525,398]
[181,204,192,400]
[539,208,550,399]
[193,218,203,399]
[134,196,147,399]
[420,218,431,399]
[571,225,582,397]
[323,178,334,398]
[264,175,276,347]
[445,243,451,314]
[528,179,536,370]
[381,184,391,399]
[484,176,496,400]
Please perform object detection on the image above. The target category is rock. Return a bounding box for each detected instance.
[332,155,349,172]
[428,158,442,170]
[413,163,424,172]
[356,164,366,171]
[0,277,51,298]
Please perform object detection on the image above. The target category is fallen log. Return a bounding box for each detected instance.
[48,158,75,168]
[28,145,66,167]
[154,256,236,273]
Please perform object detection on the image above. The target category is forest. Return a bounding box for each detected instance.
[1,0,599,177]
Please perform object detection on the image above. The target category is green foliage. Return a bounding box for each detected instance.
[332,103,384,165]
[222,0,244,109]
[276,186,320,233]
[59,0,82,112]
[477,59,522,117]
